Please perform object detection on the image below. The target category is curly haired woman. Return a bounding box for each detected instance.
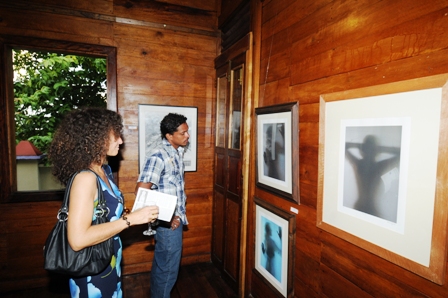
[48,107,159,298]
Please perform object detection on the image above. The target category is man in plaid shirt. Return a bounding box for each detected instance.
[135,113,189,298]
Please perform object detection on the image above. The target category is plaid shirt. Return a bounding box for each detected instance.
[137,139,188,224]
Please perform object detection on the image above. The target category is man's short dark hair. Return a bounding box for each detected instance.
[160,113,187,139]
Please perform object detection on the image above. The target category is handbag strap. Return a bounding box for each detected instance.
[87,169,109,218]
[57,169,108,222]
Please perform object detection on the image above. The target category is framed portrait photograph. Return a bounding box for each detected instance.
[254,197,295,298]
[317,73,448,284]
[255,102,299,203]
[138,104,198,172]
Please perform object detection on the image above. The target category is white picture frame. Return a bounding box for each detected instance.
[255,103,299,203]
[138,104,198,172]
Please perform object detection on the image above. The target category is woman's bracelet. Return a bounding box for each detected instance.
[122,215,130,228]
[122,208,131,228]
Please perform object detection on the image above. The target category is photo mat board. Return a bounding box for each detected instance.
[138,104,198,172]
[317,74,448,284]
[254,197,295,297]
[255,102,299,203]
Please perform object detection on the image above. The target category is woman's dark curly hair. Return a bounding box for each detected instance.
[160,113,187,139]
[48,107,123,185]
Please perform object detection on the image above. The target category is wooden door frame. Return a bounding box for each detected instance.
[214,32,253,297]
[239,32,253,298]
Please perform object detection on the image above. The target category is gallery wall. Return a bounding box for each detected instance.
[248,0,448,297]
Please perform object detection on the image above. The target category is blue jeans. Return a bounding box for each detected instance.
[150,222,183,298]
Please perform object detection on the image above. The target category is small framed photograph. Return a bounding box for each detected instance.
[254,196,295,297]
[138,104,198,172]
[317,73,448,284]
[255,102,299,203]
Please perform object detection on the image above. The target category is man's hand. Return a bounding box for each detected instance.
[171,216,181,230]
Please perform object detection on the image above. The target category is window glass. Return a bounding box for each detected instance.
[229,66,243,150]
[216,74,227,148]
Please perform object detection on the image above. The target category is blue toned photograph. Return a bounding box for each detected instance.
[260,216,282,282]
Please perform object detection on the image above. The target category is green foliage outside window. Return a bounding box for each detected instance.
[13,50,107,155]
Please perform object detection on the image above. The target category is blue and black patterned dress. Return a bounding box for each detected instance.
[69,165,124,298]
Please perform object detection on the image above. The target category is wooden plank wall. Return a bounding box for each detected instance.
[249,0,448,297]
[3,0,448,296]
[0,0,218,292]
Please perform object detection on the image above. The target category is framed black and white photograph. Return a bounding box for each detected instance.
[317,74,448,284]
[341,119,409,231]
[138,104,198,172]
[255,102,299,203]
[254,197,295,298]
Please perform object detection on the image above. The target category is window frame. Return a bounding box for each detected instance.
[0,35,117,203]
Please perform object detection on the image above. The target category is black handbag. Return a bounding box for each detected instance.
[43,170,114,277]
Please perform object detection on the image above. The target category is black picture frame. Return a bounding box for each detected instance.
[255,102,299,203]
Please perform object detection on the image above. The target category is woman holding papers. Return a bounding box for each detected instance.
[48,108,159,298]
[135,113,189,298]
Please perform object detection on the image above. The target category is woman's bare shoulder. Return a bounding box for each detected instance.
[72,170,97,187]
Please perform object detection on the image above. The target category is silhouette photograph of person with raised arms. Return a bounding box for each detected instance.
[344,127,402,222]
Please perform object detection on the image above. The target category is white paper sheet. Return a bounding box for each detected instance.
[132,188,177,222]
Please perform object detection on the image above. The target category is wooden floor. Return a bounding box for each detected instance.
[1,262,238,298]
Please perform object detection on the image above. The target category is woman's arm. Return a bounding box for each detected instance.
[67,171,158,251]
